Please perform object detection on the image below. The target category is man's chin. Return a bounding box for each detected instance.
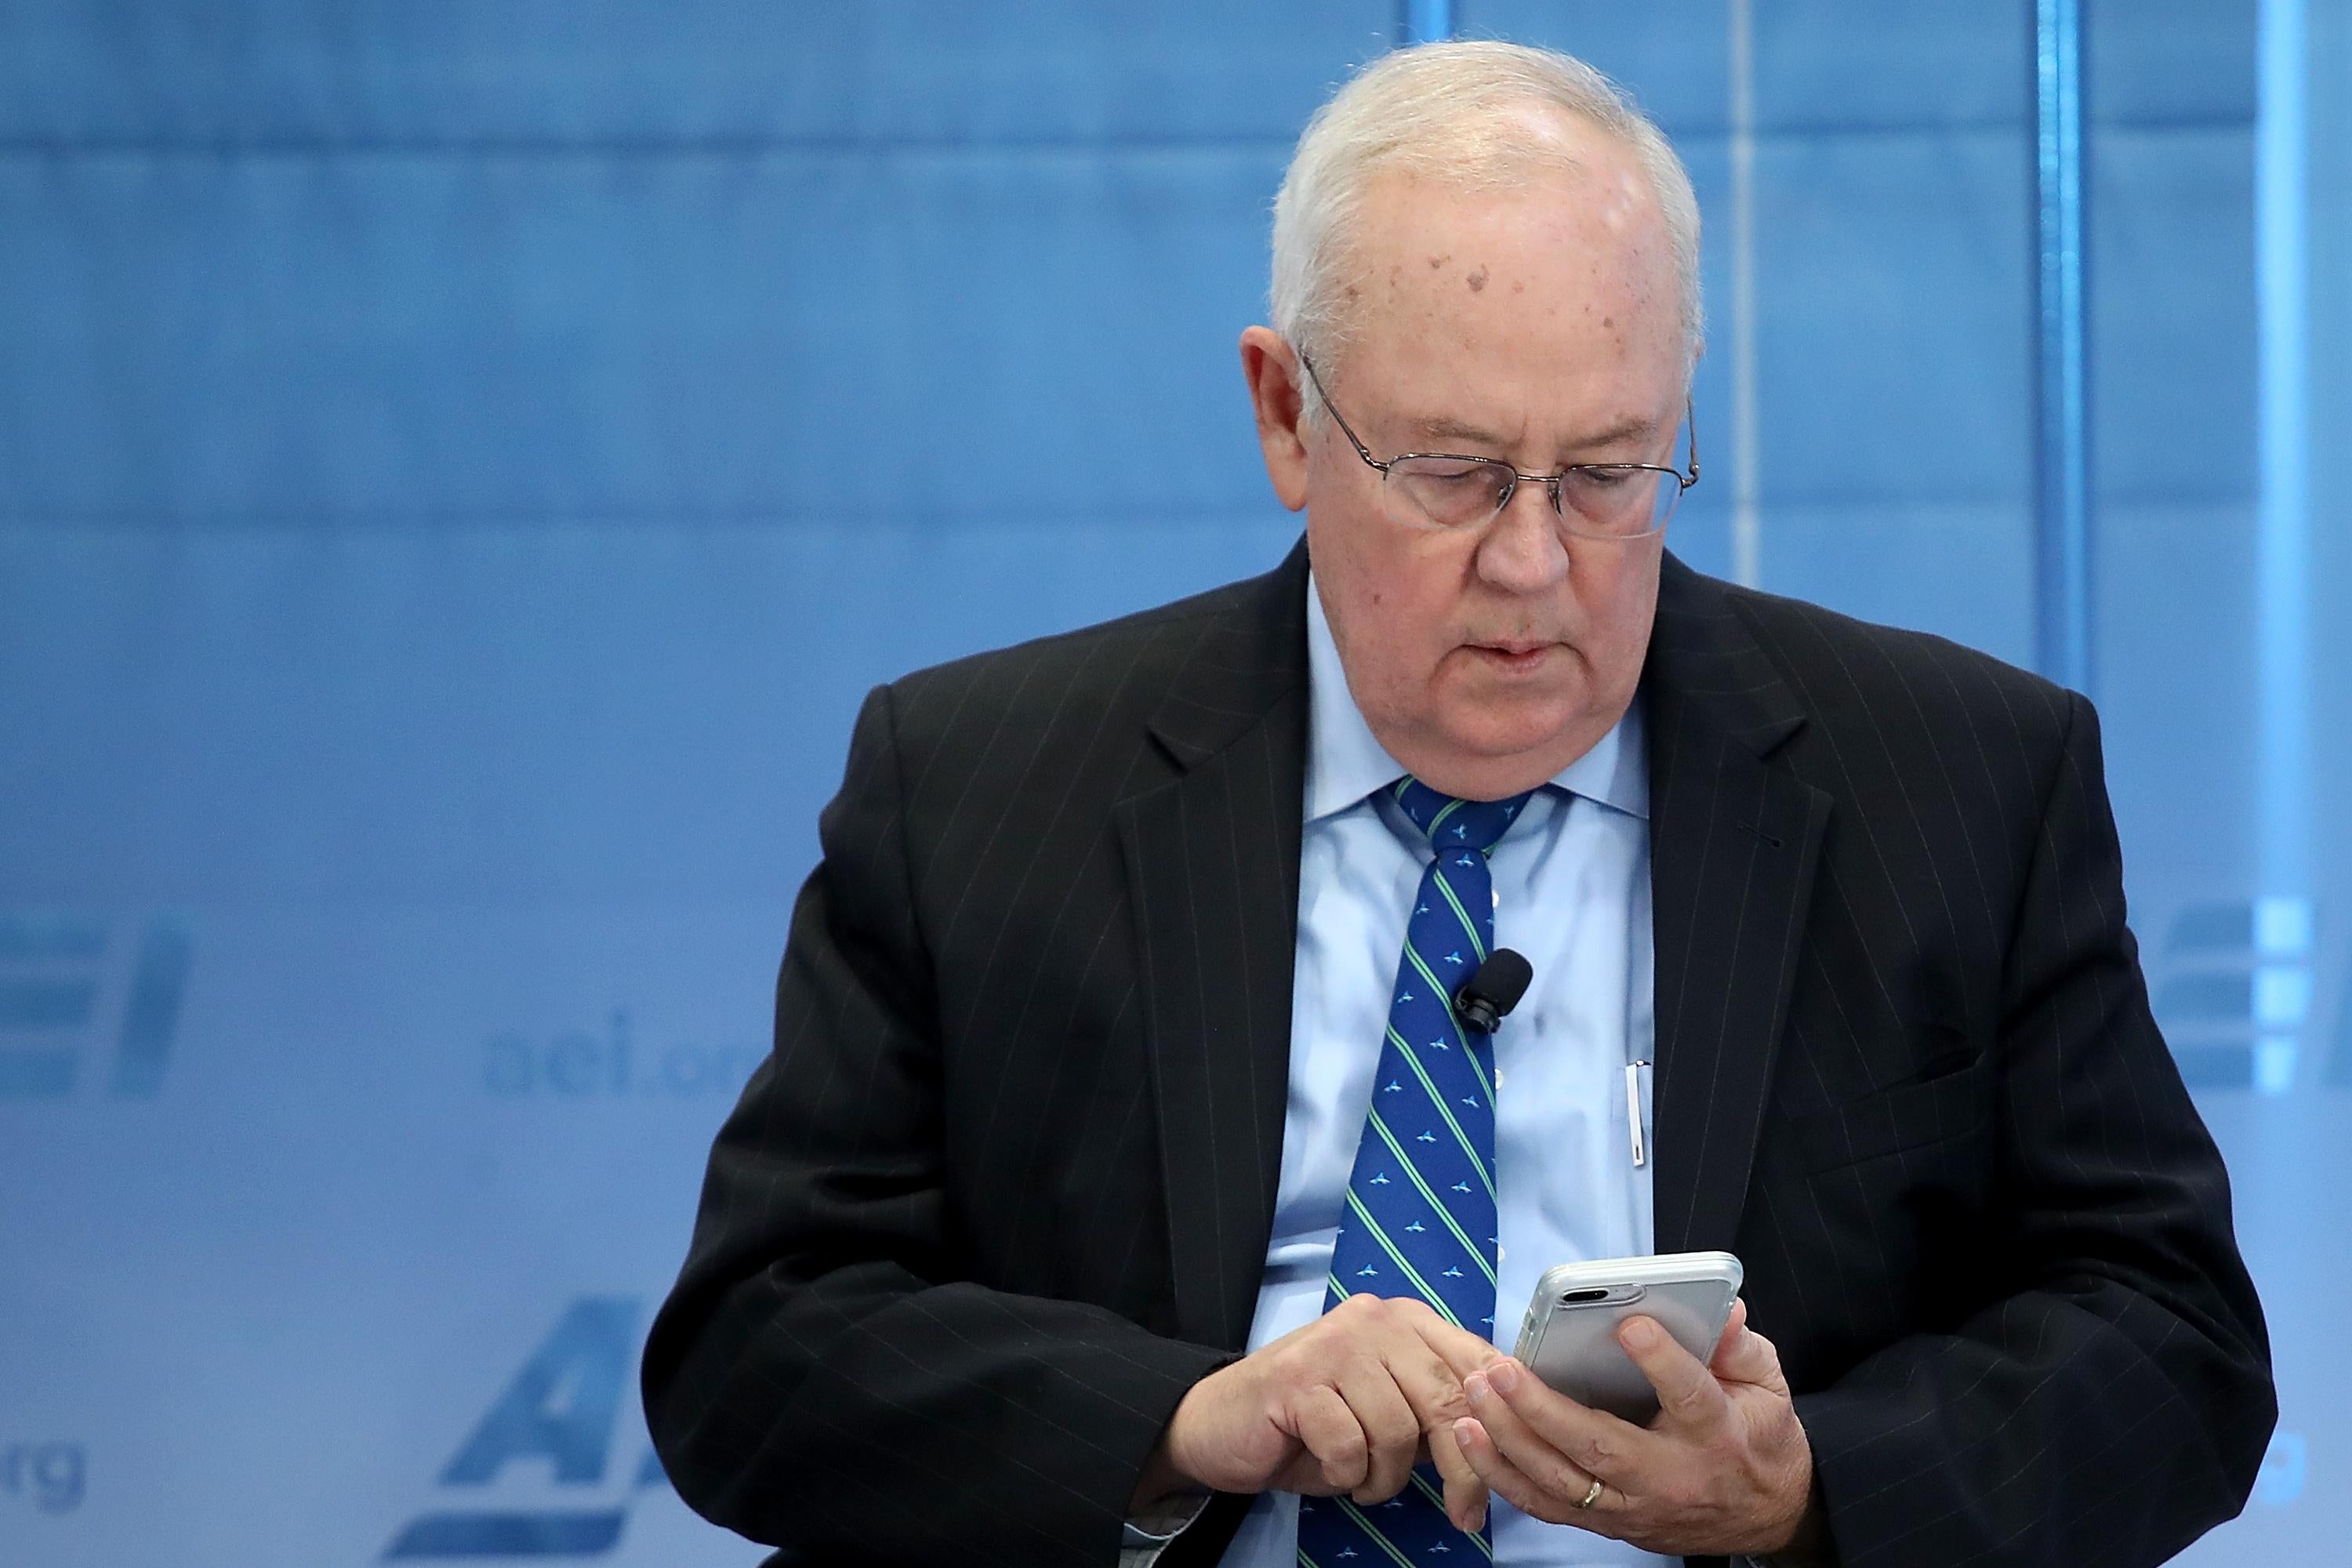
[1429,716,1588,772]
[1422,678,1635,768]
[1440,670,1588,743]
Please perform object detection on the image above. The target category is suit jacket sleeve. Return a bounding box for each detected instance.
[1791,691,2275,1567]
[641,684,1230,1566]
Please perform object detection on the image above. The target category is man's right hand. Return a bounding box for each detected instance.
[1132,1294,1505,1533]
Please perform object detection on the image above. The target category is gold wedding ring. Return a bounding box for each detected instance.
[1573,1477,1605,1510]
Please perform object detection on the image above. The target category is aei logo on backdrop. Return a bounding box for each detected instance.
[482,1009,762,1100]
[384,1299,671,1560]
[0,913,188,1100]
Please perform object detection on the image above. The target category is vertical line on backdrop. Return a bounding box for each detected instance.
[1729,0,1762,588]
[2256,0,2312,1093]
[1399,0,1455,46]
[2032,0,2092,694]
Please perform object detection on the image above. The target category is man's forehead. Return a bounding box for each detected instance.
[1337,167,1679,355]
[1336,172,1666,348]
[1353,154,1657,260]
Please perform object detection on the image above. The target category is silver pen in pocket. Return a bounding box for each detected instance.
[1625,1058,1653,1167]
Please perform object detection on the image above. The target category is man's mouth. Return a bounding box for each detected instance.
[1467,641,1555,669]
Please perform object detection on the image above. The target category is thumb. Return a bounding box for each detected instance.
[1707,1298,1749,1375]
[1710,1303,1788,1391]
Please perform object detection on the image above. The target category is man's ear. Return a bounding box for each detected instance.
[1239,325,1310,512]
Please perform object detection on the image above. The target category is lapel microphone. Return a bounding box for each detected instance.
[1455,948,1534,1033]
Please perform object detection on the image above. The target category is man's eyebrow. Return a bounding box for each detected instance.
[1403,416,1509,447]
[1397,412,1663,456]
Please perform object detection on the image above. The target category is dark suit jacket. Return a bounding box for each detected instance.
[644,542,2273,1568]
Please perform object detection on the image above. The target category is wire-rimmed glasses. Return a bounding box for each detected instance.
[1298,353,1698,540]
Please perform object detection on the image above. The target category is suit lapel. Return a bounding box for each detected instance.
[1117,543,1311,1350]
[1643,555,1832,1255]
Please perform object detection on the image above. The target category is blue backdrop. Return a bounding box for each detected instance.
[2,3,2346,1563]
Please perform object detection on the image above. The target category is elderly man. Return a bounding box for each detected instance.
[644,40,2272,1568]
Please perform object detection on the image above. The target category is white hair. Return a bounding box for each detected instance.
[1270,40,1703,408]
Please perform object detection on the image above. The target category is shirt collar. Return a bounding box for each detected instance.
[1304,569,1650,826]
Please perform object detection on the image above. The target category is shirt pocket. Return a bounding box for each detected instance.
[1784,1031,1991,1175]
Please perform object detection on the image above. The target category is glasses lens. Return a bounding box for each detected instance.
[1386,457,1512,530]
[1559,466,1679,537]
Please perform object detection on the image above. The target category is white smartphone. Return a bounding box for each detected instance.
[1508,1250,1743,1424]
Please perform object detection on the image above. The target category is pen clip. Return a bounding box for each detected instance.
[1624,1061,1647,1168]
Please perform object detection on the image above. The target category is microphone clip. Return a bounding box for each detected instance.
[1454,948,1534,1034]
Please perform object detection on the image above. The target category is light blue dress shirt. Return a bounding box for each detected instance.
[1214,576,1667,1568]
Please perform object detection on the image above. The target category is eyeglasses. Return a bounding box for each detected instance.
[1298,353,1698,540]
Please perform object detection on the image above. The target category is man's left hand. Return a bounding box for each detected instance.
[1450,1298,1820,1559]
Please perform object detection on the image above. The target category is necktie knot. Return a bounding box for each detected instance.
[1394,778,1536,856]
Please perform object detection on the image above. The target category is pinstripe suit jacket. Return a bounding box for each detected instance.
[644,540,2272,1568]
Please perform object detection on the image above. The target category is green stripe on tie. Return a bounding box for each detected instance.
[1368,1111,1495,1284]
[1385,1023,1496,1198]
[1332,1498,1422,1568]
[1430,859,1490,962]
[1343,1190,1463,1328]
[1400,943,1497,1108]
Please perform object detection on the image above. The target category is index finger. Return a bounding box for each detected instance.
[1405,1308,1508,1381]
[1364,1302,1498,1531]
[1617,1315,1730,1431]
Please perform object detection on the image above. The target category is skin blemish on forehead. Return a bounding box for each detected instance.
[1428,254,1450,270]
[1599,168,1649,231]
[1466,265,1489,292]
[1583,177,1632,233]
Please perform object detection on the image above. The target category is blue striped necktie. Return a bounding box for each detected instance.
[1296,779,1534,1568]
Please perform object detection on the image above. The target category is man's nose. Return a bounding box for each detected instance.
[1472,479,1571,592]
